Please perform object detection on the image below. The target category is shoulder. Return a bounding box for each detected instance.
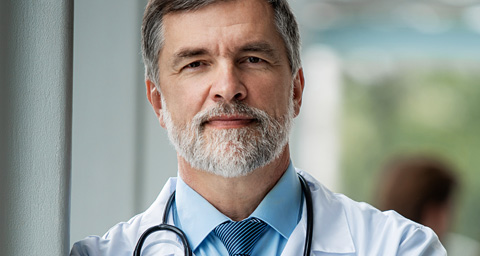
[70,178,177,256]
[338,194,445,254]
[70,214,145,256]
[296,169,446,255]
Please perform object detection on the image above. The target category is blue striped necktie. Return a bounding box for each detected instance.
[214,217,267,256]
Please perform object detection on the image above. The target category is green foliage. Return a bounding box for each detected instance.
[341,61,480,240]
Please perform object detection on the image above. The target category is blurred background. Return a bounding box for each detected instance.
[71,0,480,252]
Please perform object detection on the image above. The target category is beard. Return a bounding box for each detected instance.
[161,94,294,178]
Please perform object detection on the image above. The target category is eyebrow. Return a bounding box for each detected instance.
[171,48,208,68]
[170,41,281,67]
[239,41,280,61]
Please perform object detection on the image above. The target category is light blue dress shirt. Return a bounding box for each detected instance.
[173,162,302,256]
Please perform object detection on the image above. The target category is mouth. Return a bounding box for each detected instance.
[205,115,256,129]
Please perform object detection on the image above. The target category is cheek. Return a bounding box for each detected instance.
[162,81,211,124]
[248,77,292,113]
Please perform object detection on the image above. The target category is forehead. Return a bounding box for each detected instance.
[164,0,274,27]
[160,0,285,55]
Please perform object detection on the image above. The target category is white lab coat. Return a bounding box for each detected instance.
[71,169,446,256]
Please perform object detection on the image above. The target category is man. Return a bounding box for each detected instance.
[71,0,446,255]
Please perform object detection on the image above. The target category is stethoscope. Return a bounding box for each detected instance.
[134,173,313,256]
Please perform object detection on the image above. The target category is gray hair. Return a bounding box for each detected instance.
[141,0,301,87]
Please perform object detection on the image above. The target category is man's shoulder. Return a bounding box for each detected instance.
[297,169,446,255]
[70,213,146,256]
[340,199,446,255]
[335,191,434,241]
[298,168,429,229]
[70,178,177,256]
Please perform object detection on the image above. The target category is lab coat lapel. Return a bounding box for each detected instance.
[140,173,356,255]
[136,178,189,256]
[138,178,177,233]
[281,170,356,255]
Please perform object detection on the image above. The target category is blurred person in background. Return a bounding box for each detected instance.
[377,155,480,256]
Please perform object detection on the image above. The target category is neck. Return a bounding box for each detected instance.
[178,146,291,221]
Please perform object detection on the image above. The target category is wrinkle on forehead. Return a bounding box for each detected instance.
[161,0,281,59]
[175,0,272,26]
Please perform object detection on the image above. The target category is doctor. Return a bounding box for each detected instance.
[71,0,446,255]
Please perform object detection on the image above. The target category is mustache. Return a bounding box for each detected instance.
[191,101,269,127]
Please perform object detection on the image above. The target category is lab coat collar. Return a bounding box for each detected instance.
[137,178,188,255]
[291,169,355,254]
[139,172,356,255]
[140,177,177,231]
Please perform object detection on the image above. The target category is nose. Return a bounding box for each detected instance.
[210,63,247,102]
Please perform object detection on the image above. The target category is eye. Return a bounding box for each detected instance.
[185,61,202,69]
[246,57,262,63]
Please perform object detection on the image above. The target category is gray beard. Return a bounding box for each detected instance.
[161,97,294,178]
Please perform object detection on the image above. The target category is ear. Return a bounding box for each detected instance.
[292,68,305,117]
[146,79,166,128]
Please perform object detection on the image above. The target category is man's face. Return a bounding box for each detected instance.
[149,0,304,176]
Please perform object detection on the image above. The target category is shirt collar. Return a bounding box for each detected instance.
[251,162,302,239]
[175,176,230,250]
[174,161,302,251]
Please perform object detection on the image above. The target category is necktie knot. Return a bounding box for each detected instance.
[214,217,267,256]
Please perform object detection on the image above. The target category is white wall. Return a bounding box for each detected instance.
[0,1,73,255]
[293,46,342,191]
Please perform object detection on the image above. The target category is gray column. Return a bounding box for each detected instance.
[0,1,73,255]
[70,0,180,246]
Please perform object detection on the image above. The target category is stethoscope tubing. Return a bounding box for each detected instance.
[298,173,313,256]
[134,173,313,256]
[134,192,193,256]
